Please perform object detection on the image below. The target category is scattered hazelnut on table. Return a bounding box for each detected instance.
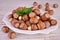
[45,3,50,11]
[45,7,50,11]
[53,3,58,8]
[45,3,49,7]
[2,26,9,33]
[38,4,42,9]
[48,10,54,15]
[33,2,38,6]
[8,32,16,39]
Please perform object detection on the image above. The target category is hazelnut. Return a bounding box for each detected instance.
[16,7,23,11]
[44,21,50,28]
[31,24,38,30]
[8,18,13,22]
[36,16,40,20]
[50,19,57,25]
[45,7,50,11]
[11,19,18,24]
[37,20,45,29]
[33,9,40,15]
[33,2,38,6]
[29,12,36,18]
[48,10,54,15]
[53,3,58,8]
[2,26,9,33]
[8,14,13,19]
[45,3,49,7]
[14,22,20,28]
[26,21,31,26]
[12,10,16,13]
[19,20,24,24]
[13,13,18,19]
[11,19,19,28]
[38,4,42,9]
[18,16,22,20]
[23,15,29,21]
[12,22,19,28]
[41,13,50,21]
[30,17,38,24]
[8,32,16,39]
[19,23,28,30]
[28,26,32,30]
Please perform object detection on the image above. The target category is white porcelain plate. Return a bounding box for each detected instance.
[2,11,58,34]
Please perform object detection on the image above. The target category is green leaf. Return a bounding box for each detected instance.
[16,10,24,16]
[23,7,32,14]
[16,7,32,16]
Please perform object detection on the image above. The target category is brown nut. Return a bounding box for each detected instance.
[8,18,13,22]
[11,19,19,24]
[28,26,32,30]
[41,13,50,21]
[37,20,45,29]
[26,21,31,26]
[8,14,13,19]
[12,10,16,14]
[29,12,36,18]
[23,15,29,21]
[33,2,38,6]
[38,4,42,9]
[44,21,50,28]
[18,16,22,20]
[30,17,38,24]
[53,3,58,8]
[11,19,19,28]
[50,19,57,25]
[14,22,20,28]
[2,26,9,33]
[8,32,16,39]
[48,10,54,15]
[16,7,23,11]
[13,13,18,19]
[18,20,24,24]
[19,22,28,30]
[12,22,19,28]
[45,3,49,7]
[31,24,38,30]
[45,7,50,11]
[33,9,40,15]
[36,16,40,20]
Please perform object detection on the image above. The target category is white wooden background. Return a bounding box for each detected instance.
[0,0,60,40]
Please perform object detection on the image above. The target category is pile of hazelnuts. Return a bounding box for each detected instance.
[2,2,58,39]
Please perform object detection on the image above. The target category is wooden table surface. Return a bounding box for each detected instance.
[0,0,60,40]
